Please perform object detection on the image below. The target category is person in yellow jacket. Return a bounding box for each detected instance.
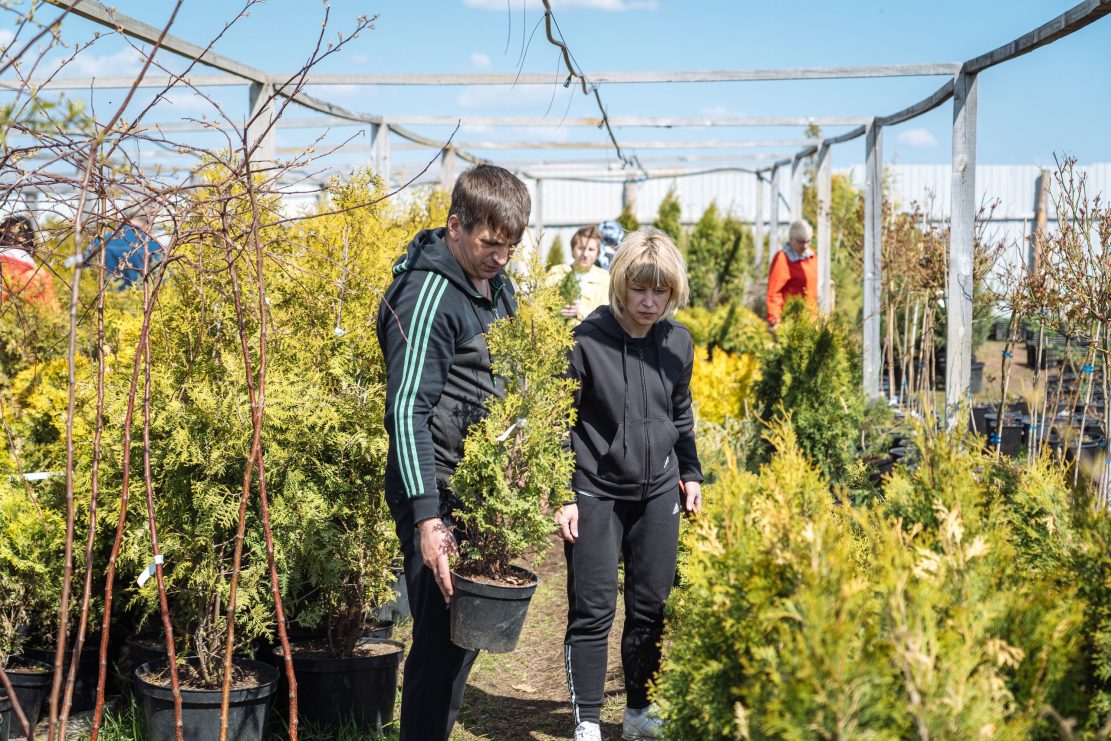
[546,225,611,325]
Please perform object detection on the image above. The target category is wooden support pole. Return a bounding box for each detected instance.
[945,68,979,414]
[1031,167,1049,275]
[372,122,391,186]
[769,165,782,255]
[816,143,833,315]
[790,154,804,218]
[754,172,766,273]
[863,121,883,400]
[247,81,275,163]
[533,177,544,252]
[439,147,457,191]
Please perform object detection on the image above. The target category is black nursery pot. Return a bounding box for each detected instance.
[133,658,278,741]
[22,642,101,713]
[5,657,51,737]
[450,567,539,654]
[273,637,404,731]
[116,634,169,691]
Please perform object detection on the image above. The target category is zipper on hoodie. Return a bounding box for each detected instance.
[638,344,650,499]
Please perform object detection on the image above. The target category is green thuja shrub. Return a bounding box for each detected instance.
[751,299,862,484]
[654,187,682,244]
[658,423,1099,739]
[675,303,768,358]
[0,478,66,664]
[545,235,565,268]
[451,258,577,579]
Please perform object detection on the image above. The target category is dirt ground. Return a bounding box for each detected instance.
[393,535,629,741]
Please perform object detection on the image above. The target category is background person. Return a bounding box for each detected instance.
[82,210,164,288]
[594,219,624,270]
[546,225,610,325]
[0,215,57,307]
[766,218,818,330]
[376,164,531,741]
[556,227,703,741]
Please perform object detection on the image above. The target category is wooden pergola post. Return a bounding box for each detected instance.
[439,147,456,191]
[863,120,883,400]
[533,177,545,250]
[945,67,979,414]
[753,171,766,273]
[769,164,782,256]
[789,153,804,219]
[247,81,275,163]
[372,122,391,186]
[816,142,832,315]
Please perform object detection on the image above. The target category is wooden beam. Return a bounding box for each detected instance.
[14,63,962,91]
[391,139,812,151]
[789,154,805,218]
[247,81,275,163]
[108,115,874,133]
[964,0,1111,74]
[863,121,883,400]
[875,78,955,128]
[945,69,979,413]
[816,143,833,315]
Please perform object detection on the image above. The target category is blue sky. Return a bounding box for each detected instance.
[3,0,1109,173]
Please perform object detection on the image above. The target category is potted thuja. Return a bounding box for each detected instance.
[0,479,62,738]
[272,490,403,732]
[449,270,577,652]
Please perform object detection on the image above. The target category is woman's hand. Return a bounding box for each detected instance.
[556,502,579,543]
[561,302,580,319]
[680,480,702,517]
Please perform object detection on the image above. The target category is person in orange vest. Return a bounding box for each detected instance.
[0,215,58,308]
[766,219,817,330]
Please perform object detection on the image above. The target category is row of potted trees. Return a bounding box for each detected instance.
[0,166,577,739]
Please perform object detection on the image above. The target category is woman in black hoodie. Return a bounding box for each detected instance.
[556,227,703,741]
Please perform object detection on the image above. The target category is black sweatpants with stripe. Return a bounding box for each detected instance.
[387,490,478,741]
[564,486,682,725]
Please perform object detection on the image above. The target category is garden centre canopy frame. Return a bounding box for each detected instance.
[26,0,1111,415]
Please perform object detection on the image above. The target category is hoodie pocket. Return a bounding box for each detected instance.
[597,420,679,484]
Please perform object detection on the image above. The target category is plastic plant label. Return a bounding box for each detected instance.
[137,554,166,587]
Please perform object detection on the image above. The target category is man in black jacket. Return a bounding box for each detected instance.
[377,164,531,740]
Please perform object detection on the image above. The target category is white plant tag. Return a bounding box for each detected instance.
[136,554,165,587]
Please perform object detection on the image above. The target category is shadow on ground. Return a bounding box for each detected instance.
[459,685,623,741]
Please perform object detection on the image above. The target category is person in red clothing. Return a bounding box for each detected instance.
[766,218,817,330]
[0,215,58,308]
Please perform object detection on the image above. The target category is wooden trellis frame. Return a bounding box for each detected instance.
[24,0,1111,413]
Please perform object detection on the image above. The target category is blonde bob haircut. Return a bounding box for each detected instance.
[608,226,690,320]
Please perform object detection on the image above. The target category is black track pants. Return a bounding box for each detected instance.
[563,487,682,725]
[388,492,478,741]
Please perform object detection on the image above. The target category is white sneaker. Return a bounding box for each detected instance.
[574,721,602,741]
[622,704,663,740]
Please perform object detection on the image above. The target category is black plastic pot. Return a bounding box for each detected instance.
[970,404,992,436]
[133,658,278,741]
[116,634,169,692]
[5,657,51,736]
[450,568,538,653]
[273,637,404,731]
[1,692,11,741]
[984,411,1028,458]
[378,562,411,624]
[22,642,100,713]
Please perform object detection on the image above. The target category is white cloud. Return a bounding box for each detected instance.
[896,127,938,149]
[0,29,15,48]
[62,46,145,78]
[463,0,658,10]
[352,53,370,65]
[469,52,491,70]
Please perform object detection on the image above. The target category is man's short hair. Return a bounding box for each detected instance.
[449,165,531,243]
[571,225,601,250]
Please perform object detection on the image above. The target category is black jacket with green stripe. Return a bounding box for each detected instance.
[377,227,516,524]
